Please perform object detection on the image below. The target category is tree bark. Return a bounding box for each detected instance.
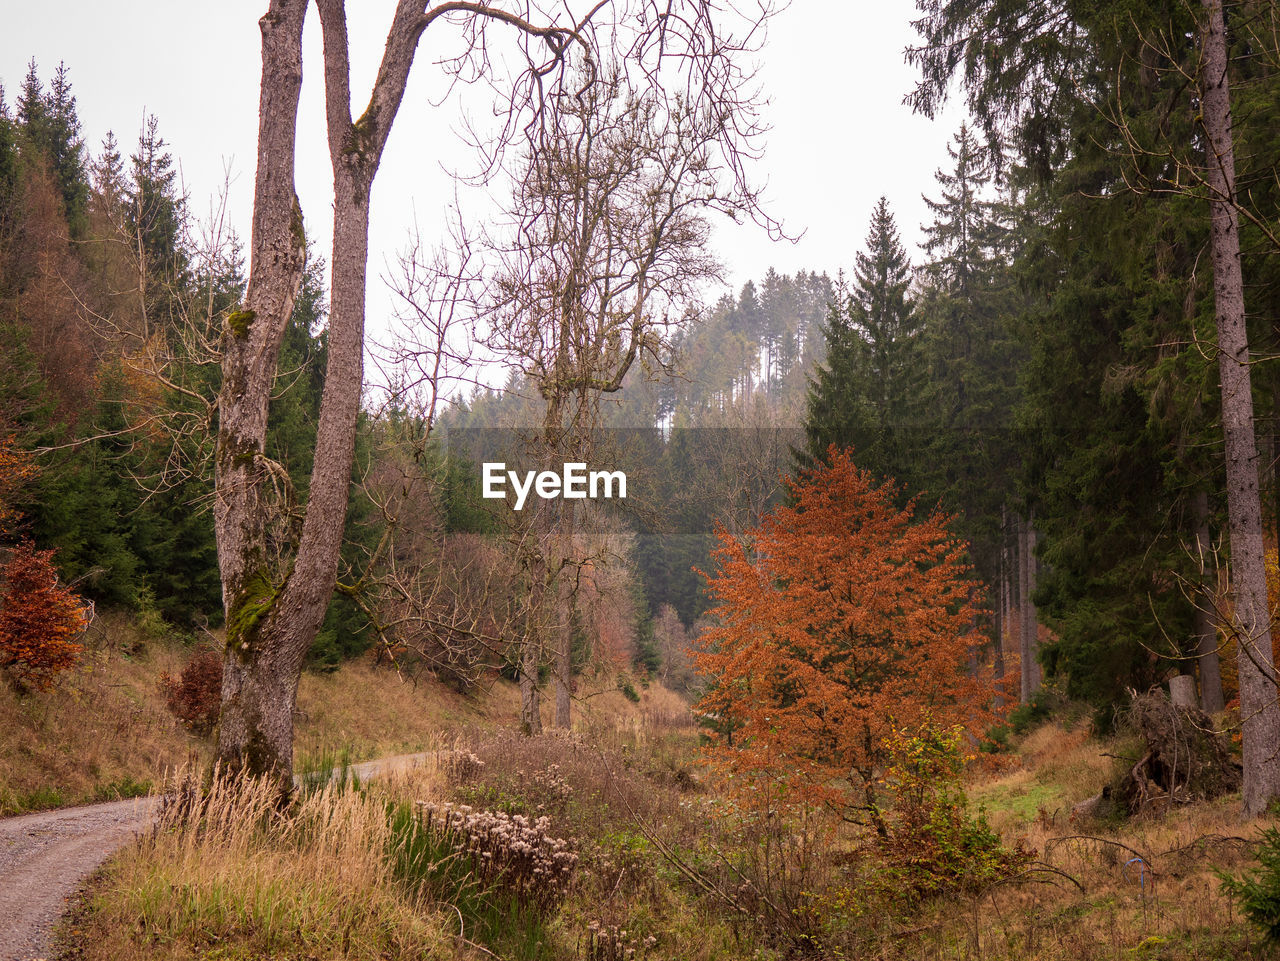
[993,504,1008,709]
[214,0,309,792]
[1023,514,1040,697]
[1200,0,1280,816]
[553,495,576,728]
[1018,513,1040,703]
[216,0,452,790]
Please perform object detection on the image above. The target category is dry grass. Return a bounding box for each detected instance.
[63,690,1276,961]
[0,613,200,814]
[293,660,475,763]
[907,720,1276,960]
[72,769,460,961]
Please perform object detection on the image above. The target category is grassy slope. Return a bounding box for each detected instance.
[67,708,1280,961]
[1,611,676,815]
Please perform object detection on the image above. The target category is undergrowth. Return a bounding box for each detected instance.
[59,705,1280,961]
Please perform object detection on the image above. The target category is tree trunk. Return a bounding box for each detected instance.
[1017,513,1039,704]
[1200,0,1280,816]
[215,0,414,791]
[993,504,1008,709]
[520,617,543,735]
[213,0,309,792]
[1023,514,1040,697]
[553,495,576,729]
[1193,490,1225,713]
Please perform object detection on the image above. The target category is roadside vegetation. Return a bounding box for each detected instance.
[52,687,1280,961]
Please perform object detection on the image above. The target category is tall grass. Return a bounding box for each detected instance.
[82,770,454,960]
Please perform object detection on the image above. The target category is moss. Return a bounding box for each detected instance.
[226,567,288,660]
[227,308,255,339]
[347,105,378,159]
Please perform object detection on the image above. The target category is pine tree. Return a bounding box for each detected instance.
[915,125,1023,585]
[14,61,88,237]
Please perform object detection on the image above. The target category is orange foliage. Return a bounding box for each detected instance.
[0,436,38,538]
[693,449,998,811]
[0,541,88,690]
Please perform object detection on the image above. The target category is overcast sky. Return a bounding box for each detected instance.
[3,1,966,335]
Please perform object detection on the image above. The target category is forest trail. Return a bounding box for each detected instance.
[0,752,435,961]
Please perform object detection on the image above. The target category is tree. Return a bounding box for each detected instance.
[693,448,995,817]
[477,63,734,730]
[0,540,88,691]
[0,436,36,538]
[215,0,773,790]
[1197,0,1280,816]
[803,198,922,490]
[915,124,1025,697]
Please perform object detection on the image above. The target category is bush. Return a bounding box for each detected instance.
[1220,828,1280,942]
[160,646,223,736]
[617,675,641,703]
[0,540,88,690]
[875,722,1033,902]
[418,801,577,909]
[1007,691,1054,733]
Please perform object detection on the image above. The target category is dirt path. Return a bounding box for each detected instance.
[0,752,434,961]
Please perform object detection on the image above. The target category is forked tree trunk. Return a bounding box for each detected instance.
[215,0,430,792]
[1200,0,1280,816]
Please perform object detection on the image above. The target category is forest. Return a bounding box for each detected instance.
[5,0,1280,959]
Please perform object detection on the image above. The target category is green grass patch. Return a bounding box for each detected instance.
[970,781,1062,821]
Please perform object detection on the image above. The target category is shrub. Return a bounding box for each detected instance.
[160,646,223,736]
[0,540,88,690]
[875,722,1032,902]
[617,675,641,703]
[1220,828,1280,942]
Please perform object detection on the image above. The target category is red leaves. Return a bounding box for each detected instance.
[693,448,998,810]
[160,646,223,736]
[0,540,88,690]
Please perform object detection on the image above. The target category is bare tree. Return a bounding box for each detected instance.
[483,60,765,729]
[215,0,773,790]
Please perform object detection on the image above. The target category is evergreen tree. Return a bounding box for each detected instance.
[804,198,922,490]
[915,125,1023,583]
[14,61,88,236]
[126,115,187,337]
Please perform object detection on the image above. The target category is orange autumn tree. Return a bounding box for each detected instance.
[694,448,998,815]
[0,541,88,691]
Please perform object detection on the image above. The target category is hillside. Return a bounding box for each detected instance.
[0,613,681,816]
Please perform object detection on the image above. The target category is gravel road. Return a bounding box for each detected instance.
[0,796,158,961]
[0,752,433,961]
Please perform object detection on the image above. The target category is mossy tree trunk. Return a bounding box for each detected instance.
[217,0,565,791]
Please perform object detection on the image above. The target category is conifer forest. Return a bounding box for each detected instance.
[6,2,1280,960]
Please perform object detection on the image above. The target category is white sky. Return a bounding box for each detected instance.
[2,1,966,340]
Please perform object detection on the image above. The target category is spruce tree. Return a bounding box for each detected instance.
[804,197,922,490]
